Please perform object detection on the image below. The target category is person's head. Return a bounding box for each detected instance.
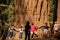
[45,23,47,26]
[26,21,30,25]
[32,23,34,25]
[12,24,14,26]
[20,26,23,28]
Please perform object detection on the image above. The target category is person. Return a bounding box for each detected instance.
[8,25,14,39]
[19,26,24,39]
[58,24,60,32]
[30,23,38,38]
[25,21,30,40]
[53,22,58,35]
[43,23,49,37]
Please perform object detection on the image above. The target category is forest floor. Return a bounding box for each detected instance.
[0,31,60,40]
[0,34,60,40]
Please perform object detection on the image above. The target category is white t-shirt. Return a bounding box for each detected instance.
[9,26,14,32]
[19,28,24,33]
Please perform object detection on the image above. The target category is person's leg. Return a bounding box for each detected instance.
[25,32,27,40]
[44,29,48,37]
[46,29,48,34]
[31,32,33,38]
[28,33,30,40]
[10,32,12,38]
[20,32,23,38]
[10,32,13,40]
[19,35,20,40]
[54,31,56,35]
[45,29,48,37]
[19,33,21,40]
[8,32,11,40]
[31,34,34,38]
[21,32,23,38]
[34,31,38,37]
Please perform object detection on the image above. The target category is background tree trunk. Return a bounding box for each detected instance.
[57,0,60,23]
[13,0,50,27]
[12,0,50,39]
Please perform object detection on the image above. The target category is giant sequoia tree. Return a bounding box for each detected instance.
[0,0,59,40]
[13,0,50,27]
[12,0,50,39]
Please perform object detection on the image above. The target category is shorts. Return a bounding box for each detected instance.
[44,29,48,34]
[31,31,37,34]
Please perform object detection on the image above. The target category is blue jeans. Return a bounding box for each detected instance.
[8,32,13,38]
[19,32,23,38]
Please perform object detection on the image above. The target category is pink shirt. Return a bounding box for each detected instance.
[31,25,36,32]
[54,24,58,30]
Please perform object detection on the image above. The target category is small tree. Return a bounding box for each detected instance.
[0,0,14,39]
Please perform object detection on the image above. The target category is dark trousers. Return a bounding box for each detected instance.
[25,32,30,40]
[31,32,38,38]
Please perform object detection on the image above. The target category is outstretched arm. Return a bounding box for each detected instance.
[14,27,19,32]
